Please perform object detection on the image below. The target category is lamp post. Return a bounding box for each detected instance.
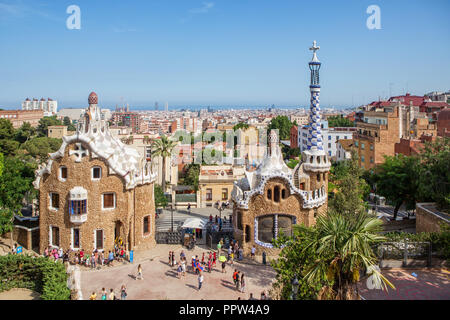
[168,204,174,232]
[291,275,299,300]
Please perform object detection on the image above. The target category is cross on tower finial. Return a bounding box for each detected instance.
[309,40,320,62]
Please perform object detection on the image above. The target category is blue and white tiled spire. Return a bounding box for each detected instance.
[307,40,324,152]
[301,41,330,173]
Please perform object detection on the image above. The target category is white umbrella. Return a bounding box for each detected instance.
[181,218,208,229]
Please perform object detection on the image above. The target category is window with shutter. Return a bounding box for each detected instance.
[103,193,115,209]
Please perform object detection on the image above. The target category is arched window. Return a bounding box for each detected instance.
[274,186,280,203]
[281,189,286,199]
[317,174,321,182]
[267,189,272,200]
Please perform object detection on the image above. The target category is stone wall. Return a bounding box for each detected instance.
[38,141,155,254]
[416,203,450,233]
[233,176,327,257]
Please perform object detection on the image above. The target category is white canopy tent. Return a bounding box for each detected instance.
[181,218,208,229]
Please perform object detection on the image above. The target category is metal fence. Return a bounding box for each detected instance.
[155,231,182,244]
[175,193,197,203]
[375,241,432,267]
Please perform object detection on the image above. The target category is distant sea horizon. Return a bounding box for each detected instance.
[0,104,357,112]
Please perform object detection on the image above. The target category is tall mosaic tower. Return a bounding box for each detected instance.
[302,41,331,172]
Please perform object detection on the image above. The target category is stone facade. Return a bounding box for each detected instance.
[0,109,44,128]
[233,176,328,256]
[416,203,450,233]
[354,106,400,170]
[34,92,157,254]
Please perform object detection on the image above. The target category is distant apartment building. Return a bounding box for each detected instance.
[290,114,309,127]
[170,117,202,134]
[0,109,44,128]
[290,125,298,149]
[198,165,245,208]
[298,120,356,159]
[395,135,435,157]
[354,106,401,170]
[112,111,142,134]
[437,108,450,137]
[336,139,354,162]
[424,91,450,103]
[22,98,57,116]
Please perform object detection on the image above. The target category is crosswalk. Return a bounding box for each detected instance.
[369,204,415,220]
[155,209,233,232]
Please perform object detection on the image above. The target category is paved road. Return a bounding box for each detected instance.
[156,208,233,231]
[358,268,450,300]
[368,202,415,220]
[80,244,275,300]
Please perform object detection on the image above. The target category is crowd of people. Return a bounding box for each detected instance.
[163,240,270,300]
[42,238,128,269]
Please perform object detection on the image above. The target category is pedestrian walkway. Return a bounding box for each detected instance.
[79,244,276,300]
[156,207,233,231]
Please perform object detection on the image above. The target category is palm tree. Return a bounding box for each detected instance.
[151,135,177,193]
[301,212,395,300]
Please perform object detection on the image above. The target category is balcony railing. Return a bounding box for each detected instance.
[70,213,88,224]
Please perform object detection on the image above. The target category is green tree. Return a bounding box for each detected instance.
[182,163,200,191]
[63,116,76,131]
[373,154,420,220]
[302,213,394,300]
[416,137,450,212]
[233,122,249,131]
[0,152,3,177]
[286,159,299,169]
[151,135,177,192]
[15,122,36,144]
[22,137,62,163]
[327,115,354,128]
[271,225,322,300]
[37,116,63,137]
[154,184,168,208]
[0,119,19,156]
[328,150,369,219]
[267,116,293,140]
[0,156,36,238]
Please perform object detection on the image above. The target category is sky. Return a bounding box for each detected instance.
[0,0,449,109]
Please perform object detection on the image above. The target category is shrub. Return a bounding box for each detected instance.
[0,254,70,300]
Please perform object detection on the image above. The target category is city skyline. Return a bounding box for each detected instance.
[0,0,449,108]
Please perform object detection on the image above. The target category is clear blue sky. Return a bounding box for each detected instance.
[0,0,449,109]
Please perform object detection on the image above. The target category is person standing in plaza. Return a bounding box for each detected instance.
[181,259,186,278]
[136,264,143,280]
[240,273,246,293]
[101,288,107,300]
[251,245,256,260]
[177,263,182,279]
[171,251,176,267]
[198,271,204,290]
[169,251,172,266]
[120,285,127,300]
[89,291,97,300]
[235,271,240,291]
[187,203,191,214]
[221,260,226,273]
[233,269,238,286]
[109,288,115,300]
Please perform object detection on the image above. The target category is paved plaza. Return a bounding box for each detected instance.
[80,244,276,300]
[358,268,450,300]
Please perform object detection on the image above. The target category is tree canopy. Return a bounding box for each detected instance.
[37,116,63,137]
[267,116,294,140]
[327,115,355,128]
